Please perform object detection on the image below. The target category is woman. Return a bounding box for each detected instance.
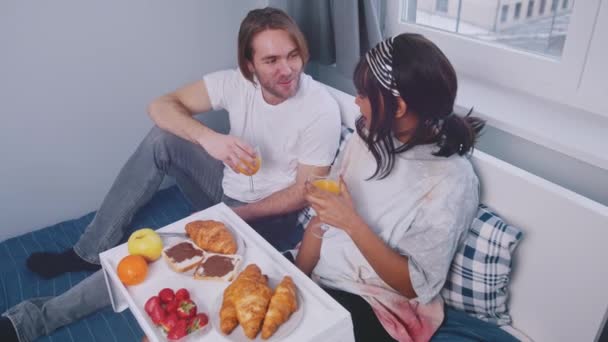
[295,33,485,341]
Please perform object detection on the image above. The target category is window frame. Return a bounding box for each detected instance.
[386,0,601,108]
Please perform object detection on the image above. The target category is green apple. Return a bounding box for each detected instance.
[128,228,163,262]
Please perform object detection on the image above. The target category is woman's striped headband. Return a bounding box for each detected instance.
[365,36,400,97]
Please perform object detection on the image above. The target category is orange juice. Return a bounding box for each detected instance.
[312,179,340,194]
[238,156,261,176]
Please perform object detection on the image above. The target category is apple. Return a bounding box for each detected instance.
[128,228,163,261]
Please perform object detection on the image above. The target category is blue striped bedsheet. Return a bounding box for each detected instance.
[0,186,192,342]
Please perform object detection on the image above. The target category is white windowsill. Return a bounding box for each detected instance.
[456,76,608,171]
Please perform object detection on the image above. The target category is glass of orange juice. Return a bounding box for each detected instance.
[307,173,341,238]
[238,146,261,192]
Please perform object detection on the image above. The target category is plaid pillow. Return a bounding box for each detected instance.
[441,204,523,326]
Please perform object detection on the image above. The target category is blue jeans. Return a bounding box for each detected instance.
[431,307,520,342]
[3,271,111,342]
[73,126,226,265]
[4,127,226,341]
[4,126,301,342]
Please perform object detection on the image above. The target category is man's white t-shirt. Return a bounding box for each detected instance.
[203,69,341,203]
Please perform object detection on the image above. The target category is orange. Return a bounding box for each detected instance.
[117,255,148,286]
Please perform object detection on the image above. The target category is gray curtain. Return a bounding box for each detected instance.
[277,0,386,77]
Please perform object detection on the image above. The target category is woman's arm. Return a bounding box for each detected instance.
[347,220,417,298]
[295,217,325,276]
[305,178,416,298]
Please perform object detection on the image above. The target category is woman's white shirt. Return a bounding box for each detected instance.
[312,134,479,303]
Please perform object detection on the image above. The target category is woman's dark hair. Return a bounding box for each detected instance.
[353,33,485,179]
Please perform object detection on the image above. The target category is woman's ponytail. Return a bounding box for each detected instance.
[434,109,485,157]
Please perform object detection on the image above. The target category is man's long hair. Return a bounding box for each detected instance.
[238,7,309,83]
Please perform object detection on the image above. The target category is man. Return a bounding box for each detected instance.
[0,7,340,342]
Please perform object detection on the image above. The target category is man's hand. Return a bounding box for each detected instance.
[197,132,257,174]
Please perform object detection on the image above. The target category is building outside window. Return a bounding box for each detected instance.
[397,0,574,57]
[551,0,559,12]
[540,0,547,14]
[436,0,448,13]
[501,5,509,22]
[514,2,522,19]
[562,0,569,10]
[527,0,535,18]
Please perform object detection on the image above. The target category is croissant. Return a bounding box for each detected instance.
[261,276,298,339]
[185,220,237,254]
[220,264,272,339]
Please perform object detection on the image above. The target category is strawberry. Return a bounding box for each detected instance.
[149,304,165,326]
[144,296,165,325]
[144,296,161,316]
[167,319,188,340]
[176,299,197,319]
[158,288,175,304]
[165,298,178,313]
[188,313,209,333]
[160,312,179,333]
[175,288,190,302]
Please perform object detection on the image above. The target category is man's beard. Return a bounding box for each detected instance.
[258,73,301,102]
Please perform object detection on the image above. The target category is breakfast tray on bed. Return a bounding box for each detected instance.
[100,203,354,342]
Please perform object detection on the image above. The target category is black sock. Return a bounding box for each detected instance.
[0,317,18,342]
[26,248,100,279]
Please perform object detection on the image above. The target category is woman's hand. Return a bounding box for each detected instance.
[305,177,367,235]
[304,216,326,238]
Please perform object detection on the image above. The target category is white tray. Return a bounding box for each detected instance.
[100,203,354,342]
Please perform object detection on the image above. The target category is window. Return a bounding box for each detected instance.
[397,0,573,57]
[562,0,569,10]
[436,0,448,13]
[551,0,558,12]
[501,5,509,23]
[527,1,535,18]
[387,0,602,115]
[514,2,522,19]
[540,0,547,14]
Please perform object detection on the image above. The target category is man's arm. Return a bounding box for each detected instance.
[147,80,255,172]
[148,80,214,144]
[232,163,330,222]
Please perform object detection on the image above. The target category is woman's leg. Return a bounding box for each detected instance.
[323,287,396,342]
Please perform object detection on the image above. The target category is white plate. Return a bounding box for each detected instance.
[159,220,246,258]
[210,276,304,341]
[144,291,212,342]
[224,221,247,257]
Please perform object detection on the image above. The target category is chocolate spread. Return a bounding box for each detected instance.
[201,255,234,277]
[165,242,203,263]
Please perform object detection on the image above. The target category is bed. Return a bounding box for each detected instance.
[1,86,607,341]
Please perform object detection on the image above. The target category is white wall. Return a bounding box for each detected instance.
[0,0,265,241]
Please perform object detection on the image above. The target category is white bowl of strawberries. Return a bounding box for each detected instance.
[144,288,210,341]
